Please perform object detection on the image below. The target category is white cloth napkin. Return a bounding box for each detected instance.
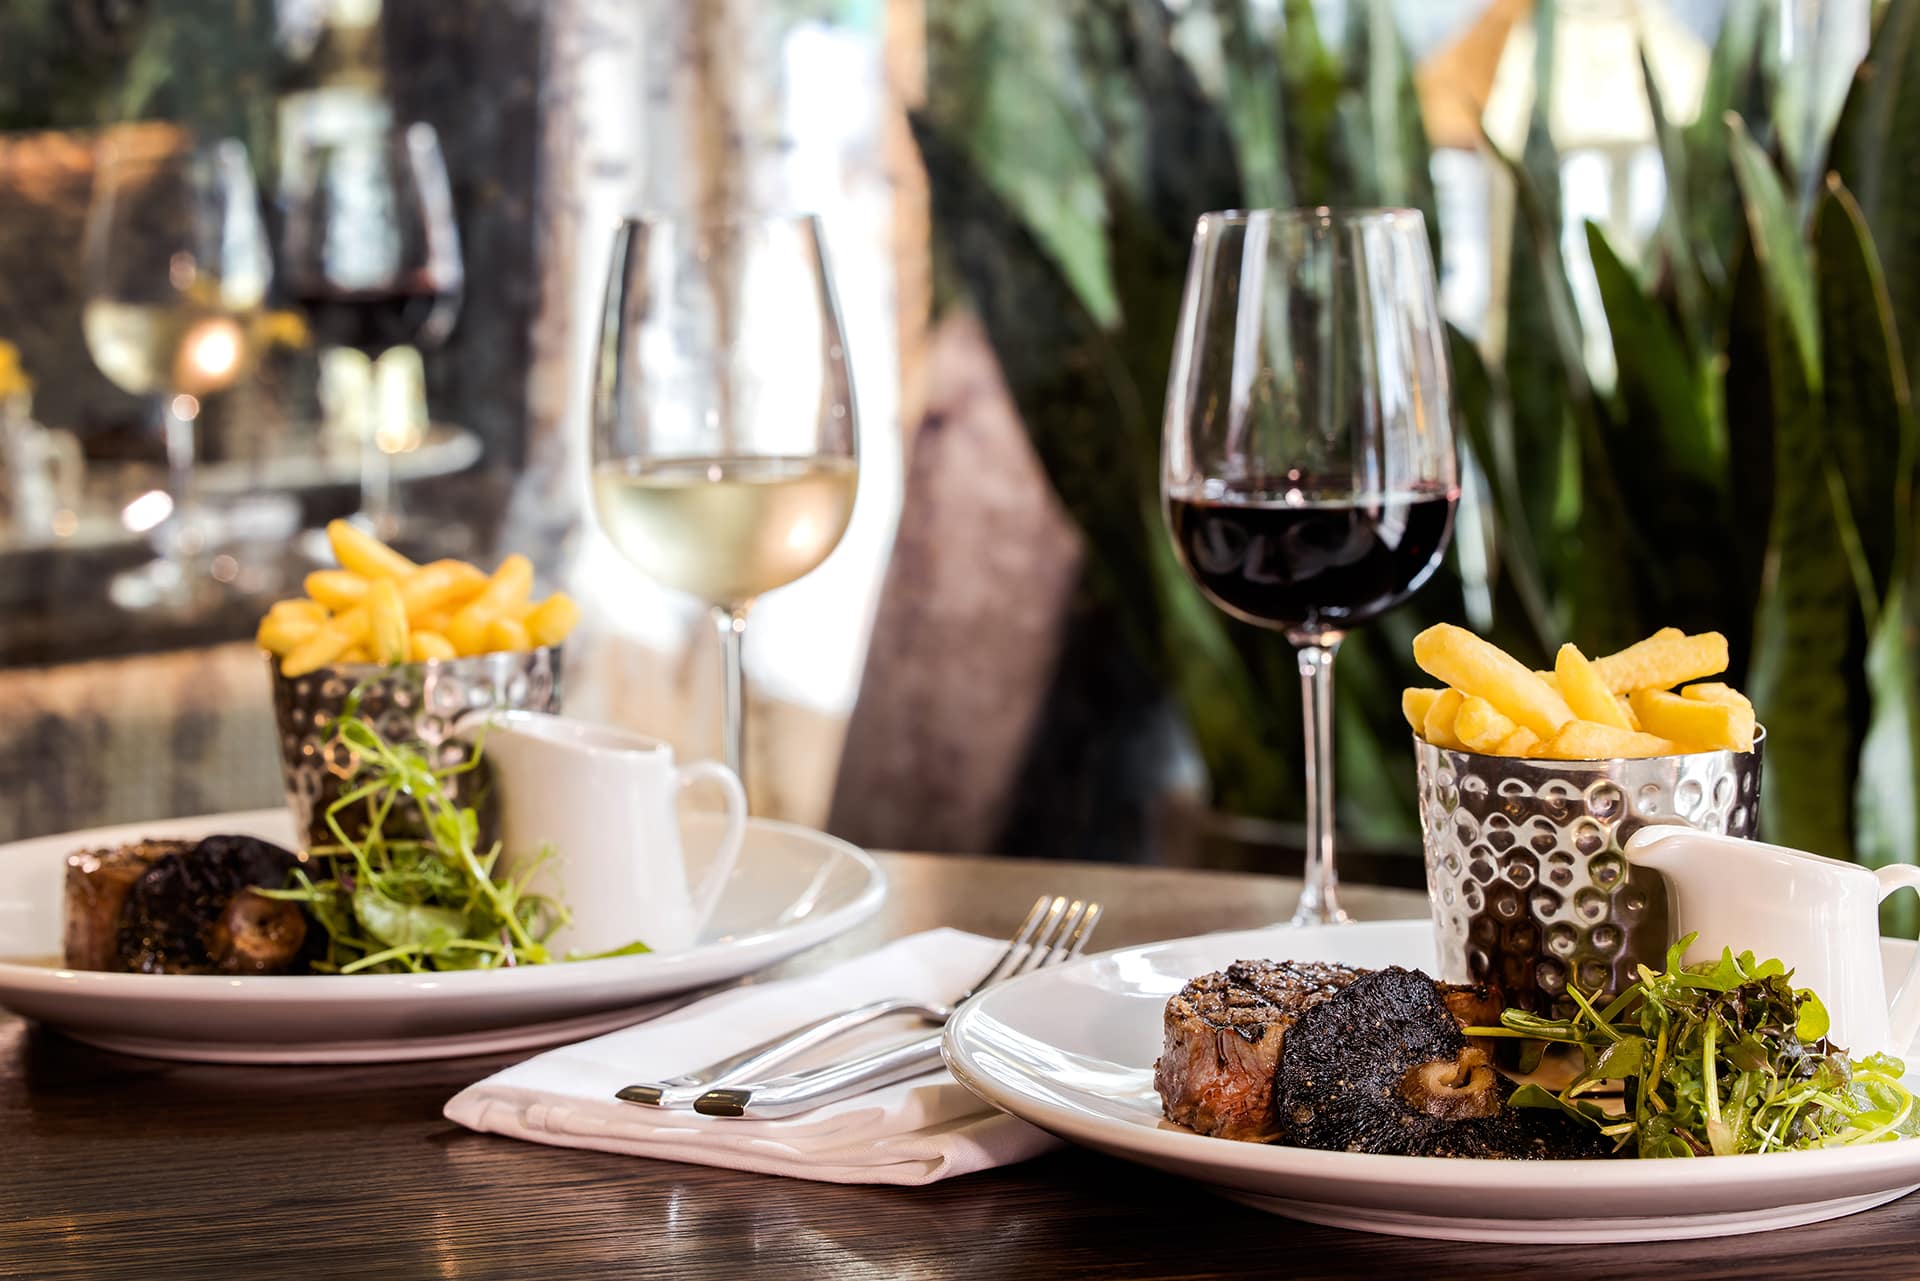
[444,928,1060,1185]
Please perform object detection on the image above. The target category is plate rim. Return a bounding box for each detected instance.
[941,919,1920,1194]
[0,806,887,1002]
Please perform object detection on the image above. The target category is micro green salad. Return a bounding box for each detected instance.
[1470,935,1917,1157]
[258,715,644,973]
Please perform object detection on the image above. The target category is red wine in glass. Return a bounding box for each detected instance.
[1167,484,1457,633]
[291,280,458,357]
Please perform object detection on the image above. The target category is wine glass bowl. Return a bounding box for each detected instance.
[589,213,859,792]
[81,126,272,610]
[1161,207,1457,924]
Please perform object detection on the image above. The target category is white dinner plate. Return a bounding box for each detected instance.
[942,919,1920,1243]
[0,808,885,1063]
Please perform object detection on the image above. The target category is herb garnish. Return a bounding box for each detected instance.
[257,716,565,973]
[1470,934,1917,1157]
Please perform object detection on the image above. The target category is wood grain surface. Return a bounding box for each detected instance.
[6,853,1920,1280]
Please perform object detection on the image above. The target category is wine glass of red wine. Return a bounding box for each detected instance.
[280,122,463,543]
[1162,208,1457,925]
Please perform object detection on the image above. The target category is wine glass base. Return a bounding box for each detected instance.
[1287,892,1354,928]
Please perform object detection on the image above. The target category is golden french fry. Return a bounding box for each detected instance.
[409,630,457,662]
[1531,721,1682,760]
[485,617,532,653]
[1412,624,1574,738]
[304,570,370,612]
[1591,631,1728,694]
[525,593,581,648]
[449,555,534,654]
[1423,688,1467,750]
[1630,688,1756,753]
[1554,644,1633,730]
[256,614,319,657]
[327,519,416,579]
[398,559,488,619]
[367,579,410,665]
[338,645,373,664]
[1682,682,1755,713]
[1454,696,1519,754]
[267,598,329,626]
[1494,727,1540,756]
[281,606,370,677]
[1618,695,1642,731]
[412,606,454,635]
[1402,687,1444,734]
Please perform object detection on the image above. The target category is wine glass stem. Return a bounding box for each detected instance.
[361,352,398,540]
[1291,636,1351,926]
[160,393,199,567]
[713,603,751,801]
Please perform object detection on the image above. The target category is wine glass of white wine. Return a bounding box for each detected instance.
[590,213,858,795]
[82,127,271,610]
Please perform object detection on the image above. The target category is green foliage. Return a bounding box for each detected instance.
[918,0,1920,873]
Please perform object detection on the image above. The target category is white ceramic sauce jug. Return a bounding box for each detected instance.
[459,711,747,957]
[1625,825,1920,1056]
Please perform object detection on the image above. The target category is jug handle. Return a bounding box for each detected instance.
[1876,865,1920,1055]
[678,760,748,933]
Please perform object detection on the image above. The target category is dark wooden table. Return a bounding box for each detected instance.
[8,853,1920,1280]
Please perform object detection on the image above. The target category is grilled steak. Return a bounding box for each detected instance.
[1153,960,1365,1141]
[64,840,191,971]
[65,835,312,975]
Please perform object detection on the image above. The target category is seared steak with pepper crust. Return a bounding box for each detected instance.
[1153,960,1365,1141]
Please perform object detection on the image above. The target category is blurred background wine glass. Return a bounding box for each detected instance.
[80,129,271,611]
[590,213,859,797]
[279,121,463,550]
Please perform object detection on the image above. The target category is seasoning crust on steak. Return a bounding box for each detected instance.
[1153,959,1365,1141]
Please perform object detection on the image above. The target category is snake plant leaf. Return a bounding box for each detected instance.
[1204,0,1290,209]
[1639,46,1713,357]
[1340,0,1439,262]
[1859,578,1920,936]
[1276,0,1349,203]
[1813,176,1912,616]
[1585,222,1736,639]
[1682,0,1773,290]
[1722,240,1776,681]
[1828,0,1920,394]
[1732,123,1860,861]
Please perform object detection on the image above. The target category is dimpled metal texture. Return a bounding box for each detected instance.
[269,647,562,851]
[1415,734,1762,1016]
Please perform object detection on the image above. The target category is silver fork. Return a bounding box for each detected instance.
[687,895,1102,1119]
[613,894,1101,1111]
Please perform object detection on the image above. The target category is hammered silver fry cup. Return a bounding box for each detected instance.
[1415,732,1762,1015]
[269,647,564,851]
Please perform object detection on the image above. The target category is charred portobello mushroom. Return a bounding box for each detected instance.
[113,835,312,975]
[1275,966,1606,1159]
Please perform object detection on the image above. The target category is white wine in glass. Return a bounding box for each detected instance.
[590,214,859,794]
[81,128,270,611]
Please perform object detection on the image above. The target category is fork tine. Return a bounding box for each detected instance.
[957,894,1057,1003]
[1013,898,1083,978]
[1060,901,1101,959]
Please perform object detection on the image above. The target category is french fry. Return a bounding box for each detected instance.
[267,598,329,626]
[525,593,581,648]
[1402,687,1444,734]
[397,559,489,618]
[1423,688,1467,750]
[413,607,455,635]
[1412,624,1574,738]
[1494,726,1540,755]
[1531,721,1682,760]
[1554,644,1633,730]
[256,614,319,657]
[1618,695,1642,731]
[1454,696,1520,753]
[485,617,532,652]
[367,579,410,665]
[1630,688,1757,753]
[449,555,534,655]
[410,630,457,662]
[338,645,373,664]
[1682,682,1755,713]
[327,519,416,579]
[1591,630,1728,694]
[304,570,369,612]
[281,606,370,677]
